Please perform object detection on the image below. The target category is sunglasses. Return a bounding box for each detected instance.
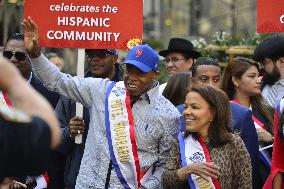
[86,52,112,59]
[3,50,27,61]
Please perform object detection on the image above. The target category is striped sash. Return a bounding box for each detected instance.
[178,132,221,189]
[105,81,150,188]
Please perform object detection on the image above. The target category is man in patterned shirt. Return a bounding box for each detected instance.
[23,17,180,189]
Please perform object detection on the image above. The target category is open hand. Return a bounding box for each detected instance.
[178,162,220,181]
[22,17,40,58]
[0,178,27,189]
[256,128,273,143]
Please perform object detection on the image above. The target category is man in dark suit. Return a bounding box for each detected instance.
[177,57,259,189]
[3,33,59,108]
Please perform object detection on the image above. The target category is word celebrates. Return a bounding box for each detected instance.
[48,3,119,42]
[49,3,100,12]
[24,0,143,49]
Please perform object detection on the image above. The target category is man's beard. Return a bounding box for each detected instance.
[263,66,281,85]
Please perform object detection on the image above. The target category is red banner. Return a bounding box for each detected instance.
[24,0,143,50]
[257,0,284,33]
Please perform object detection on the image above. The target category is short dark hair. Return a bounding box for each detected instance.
[6,33,24,42]
[162,72,191,106]
[192,57,220,77]
[4,33,24,48]
[185,86,232,147]
[253,35,284,62]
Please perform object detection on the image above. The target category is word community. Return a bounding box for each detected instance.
[47,30,120,41]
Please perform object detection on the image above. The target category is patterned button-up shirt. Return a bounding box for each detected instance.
[31,55,181,189]
[262,78,284,108]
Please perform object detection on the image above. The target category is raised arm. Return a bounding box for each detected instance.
[0,57,60,148]
[22,17,108,107]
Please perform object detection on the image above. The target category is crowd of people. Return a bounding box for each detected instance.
[0,16,284,189]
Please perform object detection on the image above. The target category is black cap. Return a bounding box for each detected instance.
[85,49,117,55]
[253,35,284,62]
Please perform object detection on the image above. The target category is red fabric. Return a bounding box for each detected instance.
[2,92,12,107]
[263,110,284,188]
[197,136,221,189]
[231,99,266,130]
[43,172,49,185]
[125,90,141,187]
[139,169,147,181]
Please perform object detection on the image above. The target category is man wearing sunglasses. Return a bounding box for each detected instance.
[158,38,201,94]
[55,48,124,189]
[2,33,59,109]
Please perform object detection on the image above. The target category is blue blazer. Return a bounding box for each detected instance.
[177,102,259,189]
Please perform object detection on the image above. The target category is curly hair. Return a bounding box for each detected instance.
[191,56,220,78]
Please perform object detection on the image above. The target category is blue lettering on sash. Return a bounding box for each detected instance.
[188,152,204,163]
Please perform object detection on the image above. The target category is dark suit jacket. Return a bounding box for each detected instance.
[30,75,60,109]
[0,116,51,179]
[30,74,62,189]
[252,108,273,187]
[177,102,259,189]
